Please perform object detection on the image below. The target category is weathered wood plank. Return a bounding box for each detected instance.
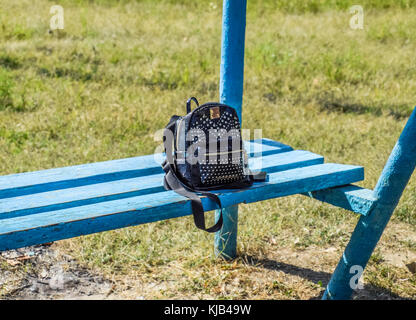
[0,163,364,251]
[0,150,323,219]
[0,139,292,200]
[245,138,293,156]
[252,138,294,150]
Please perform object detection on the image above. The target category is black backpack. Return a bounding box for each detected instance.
[162,97,266,232]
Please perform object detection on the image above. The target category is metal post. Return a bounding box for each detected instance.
[323,107,416,299]
[214,0,247,259]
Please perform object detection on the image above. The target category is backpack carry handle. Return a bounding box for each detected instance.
[186,97,199,114]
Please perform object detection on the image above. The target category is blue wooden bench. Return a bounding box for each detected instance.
[1,0,415,301]
[0,138,364,253]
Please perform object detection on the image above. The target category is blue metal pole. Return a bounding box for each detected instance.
[323,107,416,299]
[214,0,247,259]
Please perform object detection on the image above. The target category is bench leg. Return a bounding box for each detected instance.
[214,0,246,260]
[214,205,238,259]
[322,203,397,299]
[323,107,416,300]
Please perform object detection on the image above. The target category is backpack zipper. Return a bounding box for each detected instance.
[203,149,244,156]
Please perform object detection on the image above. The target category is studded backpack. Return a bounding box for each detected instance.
[162,97,266,233]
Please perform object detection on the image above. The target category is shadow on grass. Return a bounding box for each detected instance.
[319,100,413,120]
[243,255,409,300]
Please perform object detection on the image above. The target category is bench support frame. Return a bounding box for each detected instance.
[215,0,247,260]
[322,108,416,299]
[220,0,416,299]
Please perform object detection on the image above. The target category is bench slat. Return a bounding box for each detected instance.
[0,139,292,199]
[303,185,377,216]
[0,150,323,219]
[0,163,363,251]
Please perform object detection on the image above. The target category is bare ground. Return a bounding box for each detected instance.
[1,221,414,300]
[0,243,116,300]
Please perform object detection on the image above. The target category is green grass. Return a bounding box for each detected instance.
[0,0,415,299]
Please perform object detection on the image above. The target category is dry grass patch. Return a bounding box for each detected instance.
[0,0,415,299]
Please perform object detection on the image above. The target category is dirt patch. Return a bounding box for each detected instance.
[378,250,416,269]
[260,246,411,300]
[1,227,415,300]
[99,244,415,300]
[0,243,115,300]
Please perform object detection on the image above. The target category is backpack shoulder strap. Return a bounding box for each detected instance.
[163,115,180,169]
[162,160,223,233]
